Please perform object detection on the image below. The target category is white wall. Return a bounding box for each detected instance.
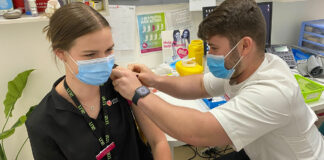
[272,0,324,45]
[0,21,64,159]
[1,0,324,159]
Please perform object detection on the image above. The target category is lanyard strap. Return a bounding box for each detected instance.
[63,80,113,159]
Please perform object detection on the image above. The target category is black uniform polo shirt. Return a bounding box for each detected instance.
[26,76,153,160]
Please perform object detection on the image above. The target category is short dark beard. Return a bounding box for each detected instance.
[225,48,241,70]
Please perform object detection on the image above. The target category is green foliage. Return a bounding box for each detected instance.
[0,69,35,160]
[0,143,6,160]
[0,129,15,140]
[0,115,28,140]
[4,69,34,118]
[10,116,27,130]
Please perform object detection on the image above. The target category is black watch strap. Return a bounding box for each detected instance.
[132,93,141,106]
[132,86,150,105]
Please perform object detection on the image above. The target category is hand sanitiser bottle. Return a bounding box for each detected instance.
[28,0,38,16]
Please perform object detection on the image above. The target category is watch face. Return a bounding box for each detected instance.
[138,86,149,94]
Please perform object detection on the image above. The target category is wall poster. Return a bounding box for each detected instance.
[137,12,166,54]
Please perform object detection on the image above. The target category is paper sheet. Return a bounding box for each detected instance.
[106,5,136,51]
[189,0,216,11]
[165,7,193,30]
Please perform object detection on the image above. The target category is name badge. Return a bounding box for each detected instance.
[96,142,116,160]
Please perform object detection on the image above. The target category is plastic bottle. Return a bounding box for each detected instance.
[28,0,38,16]
[24,0,31,15]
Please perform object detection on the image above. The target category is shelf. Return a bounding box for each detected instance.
[0,10,108,25]
[304,19,324,30]
[302,39,324,48]
[297,44,324,56]
[0,14,49,25]
[304,31,324,39]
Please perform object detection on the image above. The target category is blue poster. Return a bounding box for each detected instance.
[137,12,166,54]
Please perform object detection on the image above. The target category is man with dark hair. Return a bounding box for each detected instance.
[111,0,324,159]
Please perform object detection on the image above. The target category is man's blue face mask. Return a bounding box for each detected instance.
[66,53,115,86]
[206,40,243,79]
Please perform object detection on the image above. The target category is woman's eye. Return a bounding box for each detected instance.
[105,49,114,54]
[85,53,95,57]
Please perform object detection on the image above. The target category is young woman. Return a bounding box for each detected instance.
[181,29,190,48]
[171,30,182,61]
[26,3,171,160]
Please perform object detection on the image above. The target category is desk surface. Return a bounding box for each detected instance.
[307,94,324,111]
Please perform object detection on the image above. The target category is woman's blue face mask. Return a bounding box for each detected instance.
[206,40,243,79]
[66,53,115,86]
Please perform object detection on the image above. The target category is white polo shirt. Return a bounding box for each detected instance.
[204,53,324,160]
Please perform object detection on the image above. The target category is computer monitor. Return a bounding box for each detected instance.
[202,2,273,53]
[202,6,217,55]
[258,2,273,46]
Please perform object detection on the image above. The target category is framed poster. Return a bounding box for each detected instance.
[137,12,166,54]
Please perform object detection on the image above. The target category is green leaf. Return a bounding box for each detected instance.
[10,116,27,129]
[1,106,35,139]
[0,143,7,160]
[3,69,34,118]
[26,105,36,118]
[0,129,15,140]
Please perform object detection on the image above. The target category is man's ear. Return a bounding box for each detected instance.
[240,36,253,56]
[54,49,66,62]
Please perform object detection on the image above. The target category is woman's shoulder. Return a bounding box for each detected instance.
[26,77,65,128]
[25,91,56,129]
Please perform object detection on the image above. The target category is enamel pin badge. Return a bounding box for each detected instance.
[107,100,112,106]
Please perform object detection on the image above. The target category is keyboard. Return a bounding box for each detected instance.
[273,52,297,68]
[266,45,297,68]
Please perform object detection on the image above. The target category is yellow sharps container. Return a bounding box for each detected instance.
[175,58,203,76]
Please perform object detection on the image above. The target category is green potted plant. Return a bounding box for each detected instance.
[0,69,36,160]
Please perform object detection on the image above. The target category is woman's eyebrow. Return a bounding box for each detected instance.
[81,44,115,53]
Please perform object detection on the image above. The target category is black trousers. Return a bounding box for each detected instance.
[215,149,250,160]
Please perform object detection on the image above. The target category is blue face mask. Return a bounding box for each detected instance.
[66,54,115,86]
[207,40,243,79]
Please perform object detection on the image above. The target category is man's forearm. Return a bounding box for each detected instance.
[137,93,231,147]
[153,74,209,99]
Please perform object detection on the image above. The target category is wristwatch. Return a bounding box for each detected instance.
[132,86,150,105]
